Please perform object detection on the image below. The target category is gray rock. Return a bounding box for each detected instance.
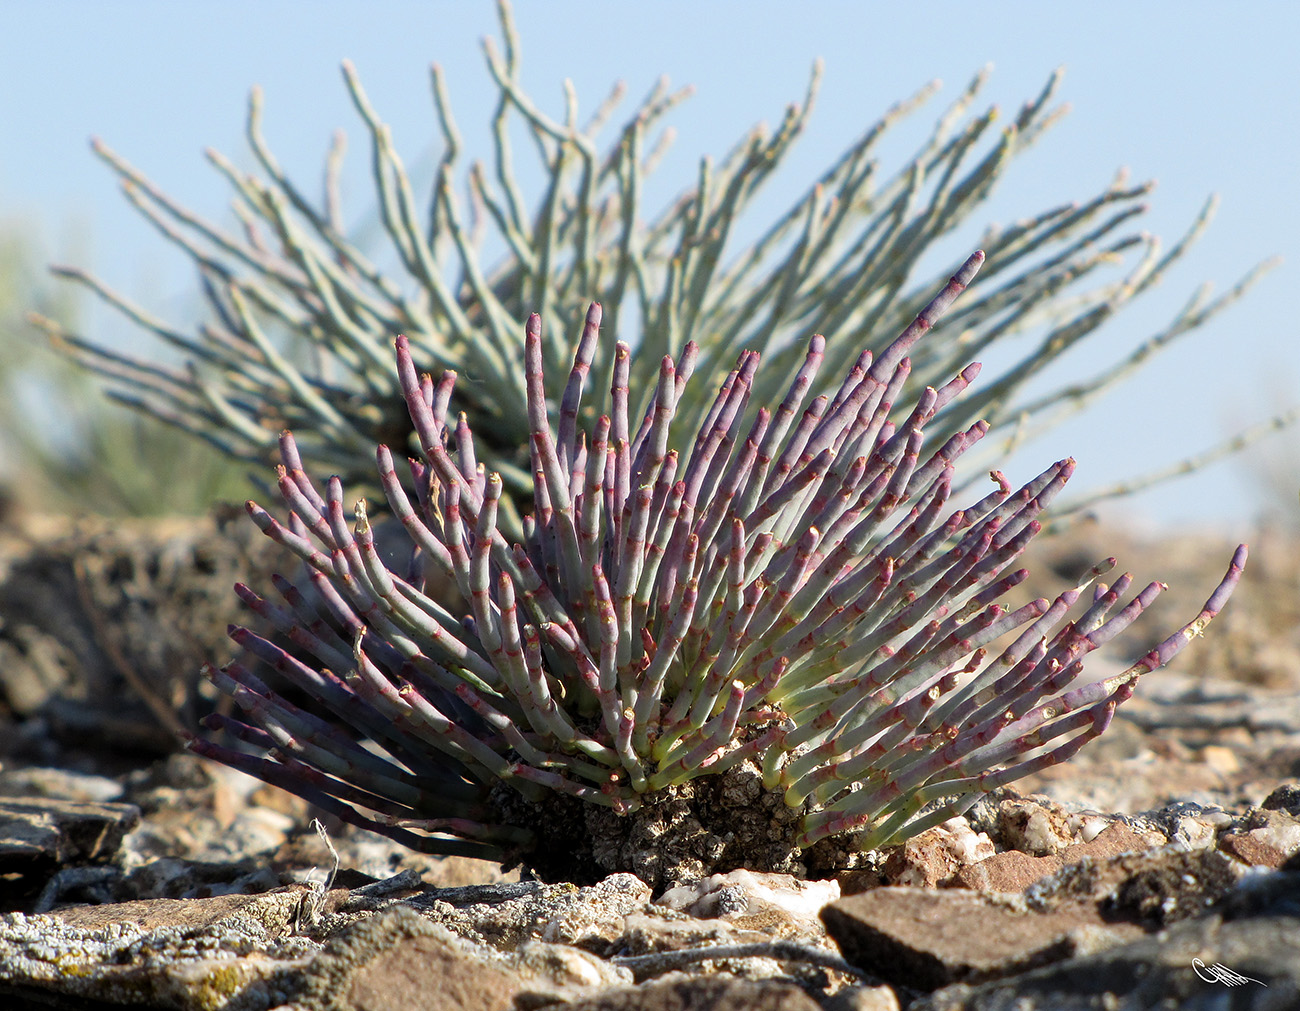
[390,872,651,950]
[0,795,141,907]
[0,797,140,865]
[0,889,315,1010]
[298,904,629,1011]
[539,872,654,947]
[1262,783,1300,814]
[1,886,637,1011]
[558,973,824,1010]
[657,869,840,930]
[0,765,125,803]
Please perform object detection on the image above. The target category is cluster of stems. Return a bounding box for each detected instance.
[188,252,1246,861]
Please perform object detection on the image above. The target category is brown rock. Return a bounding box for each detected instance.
[954,849,1053,893]
[820,888,1137,991]
[1200,743,1242,775]
[345,932,527,1011]
[880,819,995,888]
[881,831,960,888]
[301,906,529,1011]
[1218,808,1300,869]
[909,875,1300,1010]
[1219,831,1290,869]
[956,822,1157,892]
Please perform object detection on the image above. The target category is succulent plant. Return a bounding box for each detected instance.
[33,3,1291,526]
[186,253,1245,886]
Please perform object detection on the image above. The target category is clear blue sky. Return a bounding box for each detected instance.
[2,1,1297,530]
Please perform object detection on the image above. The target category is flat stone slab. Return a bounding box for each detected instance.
[909,874,1300,1010]
[0,797,141,865]
[822,887,1141,991]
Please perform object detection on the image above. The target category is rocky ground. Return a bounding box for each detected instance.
[0,508,1297,1010]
